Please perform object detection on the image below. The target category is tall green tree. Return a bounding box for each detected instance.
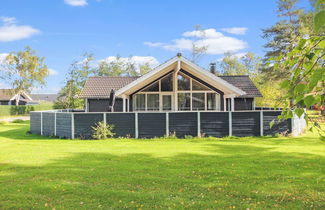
[261,0,303,80]
[54,53,94,109]
[276,0,325,134]
[0,46,49,99]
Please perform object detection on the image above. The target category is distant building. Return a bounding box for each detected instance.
[0,89,33,105]
[31,94,59,103]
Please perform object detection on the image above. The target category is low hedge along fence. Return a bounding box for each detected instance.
[0,104,53,117]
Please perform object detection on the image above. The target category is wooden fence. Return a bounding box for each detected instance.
[30,110,305,139]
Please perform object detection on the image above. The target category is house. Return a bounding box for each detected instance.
[0,89,33,105]
[31,94,59,103]
[79,54,262,112]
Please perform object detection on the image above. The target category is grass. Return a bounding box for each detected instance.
[0,122,324,209]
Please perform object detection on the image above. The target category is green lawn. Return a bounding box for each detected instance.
[0,122,324,209]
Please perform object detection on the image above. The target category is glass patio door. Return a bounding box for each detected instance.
[161,94,173,111]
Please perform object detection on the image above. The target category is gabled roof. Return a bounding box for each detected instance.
[115,55,246,96]
[79,55,263,99]
[0,89,33,101]
[219,75,263,97]
[31,94,60,102]
[0,89,15,100]
[79,76,139,98]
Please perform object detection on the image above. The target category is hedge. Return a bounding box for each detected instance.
[0,103,53,117]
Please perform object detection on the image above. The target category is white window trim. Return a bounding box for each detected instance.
[133,71,222,112]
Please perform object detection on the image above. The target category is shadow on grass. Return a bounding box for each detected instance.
[0,145,324,209]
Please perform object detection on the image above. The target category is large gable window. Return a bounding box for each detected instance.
[177,73,190,90]
[133,71,221,111]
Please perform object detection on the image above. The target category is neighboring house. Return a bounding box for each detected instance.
[0,89,33,105]
[31,94,59,103]
[79,54,262,112]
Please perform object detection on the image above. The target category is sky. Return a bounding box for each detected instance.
[0,0,311,93]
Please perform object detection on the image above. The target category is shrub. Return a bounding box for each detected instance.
[91,121,115,140]
[12,119,25,123]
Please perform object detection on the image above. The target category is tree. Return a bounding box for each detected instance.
[261,0,303,80]
[54,53,94,109]
[217,52,261,76]
[275,0,325,134]
[190,25,208,63]
[0,46,48,104]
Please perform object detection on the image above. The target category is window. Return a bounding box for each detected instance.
[161,74,173,91]
[192,79,210,90]
[178,93,190,110]
[147,94,159,110]
[207,93,216,110]
[142,81,159,92]
[134,94,145,111]
[192,93,205,110]
[177,73,190,90]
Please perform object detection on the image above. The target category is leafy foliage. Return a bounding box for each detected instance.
[275,0,325,135]
[91,121,115,140]
[0,46,49,96]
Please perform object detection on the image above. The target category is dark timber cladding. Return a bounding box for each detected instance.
[263,111,292,135]
[30,112,42,134]
[232,112,260,137]
[169,112,197,137]
[138,113,166,138]
[200,112,229,137]
[74,113,104,139]
[56,113,72,138]
[88,98,123,112]
[106,113,135,137]
[42,112,55,136]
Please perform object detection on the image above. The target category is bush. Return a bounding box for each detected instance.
[91,121,115,140]
[12,119,25,123]
[0,103,53,117]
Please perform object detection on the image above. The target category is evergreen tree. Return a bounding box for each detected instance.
[261,0,303,80]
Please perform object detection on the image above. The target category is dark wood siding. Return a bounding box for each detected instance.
[232,112,260,137]
[56,113,72,138]
[88,98,123,112]
[235,98,253,110]
[263,111,291,135]
[106,113,135,138]
[30,112,42,134]
[169,112,197,138]
[200,112,229,137]
[74,113,103,139]
[42,112,55,136]
[138,113,166,138]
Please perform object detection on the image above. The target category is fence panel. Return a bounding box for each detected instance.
[56,113,72,139]
[232,112,260,137]
[74,113,104,139]
[138,113,166,138]
[106,113,136,138]
[200,112,229,137]
[263,111,291,136]
[43,112,55,136]
[30,112,42,134]
[169,112,197,138]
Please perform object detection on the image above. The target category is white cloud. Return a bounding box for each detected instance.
[64,0,88,6]
[217,52,247,61]
[144,28,247,55]
[100,56,159,68]
[48,68,59,76]
[183,28,223,38]
[0,17,40,42]
[221,27,248,35]
[0,53,9,64]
